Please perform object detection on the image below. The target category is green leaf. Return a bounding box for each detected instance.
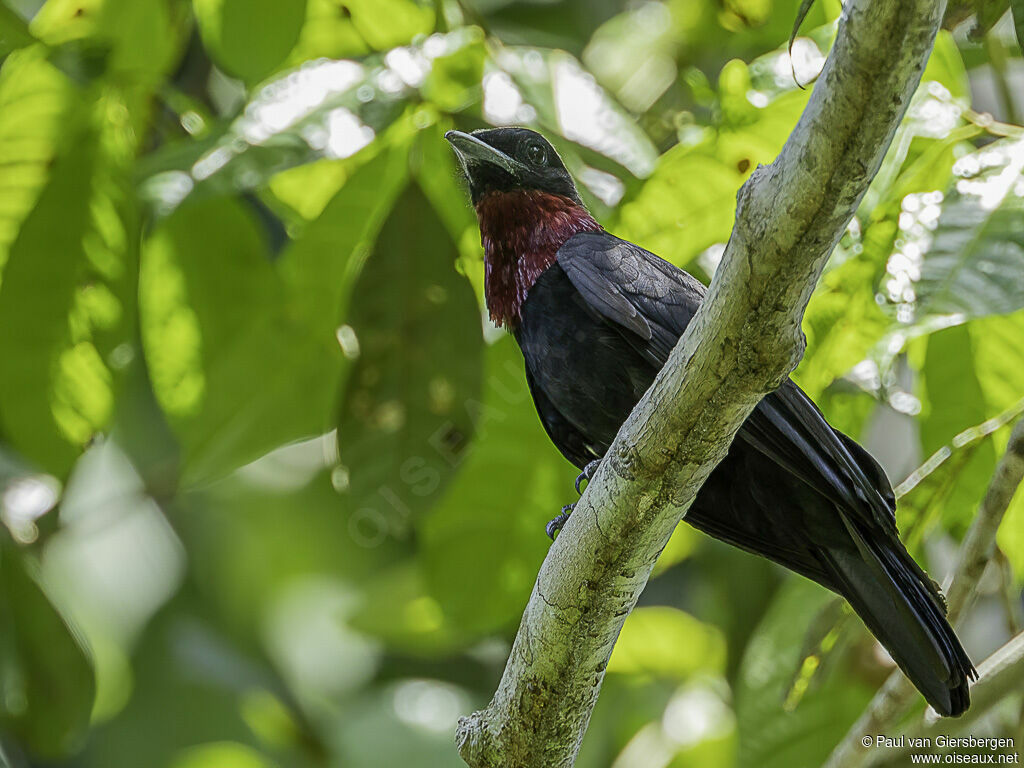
[608,606,725,679]
[998,475,1024,582]
[1013,0,1024,52]
[337,181,483,532]
[192,0,308,83]
[735,579,874,768]
[616,90,807,271]
[31,0,184,86]
[0,5,34,56]
[139,31,483,212]
[0,48,79,281]
[898,311,1024,541]
[139,197,313,483]
[420,337,570,635]
[142,144,409,484]
[278,138,411,327]
[913,325,997,535]
[170,742,276,768]
[342,0,434,50]
[0,536,95,759]
[349,562,462,654]
[794,256,888,402]
[500,47,660,181]
[0,117,125,475]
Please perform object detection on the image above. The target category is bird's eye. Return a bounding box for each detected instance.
[525,142,547,166]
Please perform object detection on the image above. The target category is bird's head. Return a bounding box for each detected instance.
[445,127,582,205]
[445,127,600,328]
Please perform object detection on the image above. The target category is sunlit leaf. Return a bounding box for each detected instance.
[897,138,1024,324]
[170,742,276,768]
[142,141,410,483]
[31,0,184,86]
[139,30,479,212]
[140,198,316,483]
[496,47,659,180]
[0,113,130,475]
[794,257,888,403]
[616,89,807,270]
[349,562,463,654]
[609,607,725,679]
[898,315,1024,540]
[999,476,1024,583]
[0,536,95,759]
[914,325,996,535]
[0,48,78,281]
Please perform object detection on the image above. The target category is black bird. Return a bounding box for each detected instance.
[446,126,976,717]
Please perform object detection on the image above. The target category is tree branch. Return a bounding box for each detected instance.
[457,1,946,765]
[824,416,1024,768]
[874,631,1024,767]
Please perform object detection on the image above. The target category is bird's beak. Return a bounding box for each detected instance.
[445,130,524,176]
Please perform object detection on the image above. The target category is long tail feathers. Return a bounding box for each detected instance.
[821,519,976,717]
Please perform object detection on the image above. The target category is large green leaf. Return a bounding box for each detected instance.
[900,310,1024,539]
[31,0,184,86]
[192,0,308,83]
[916,326,994,533]
[608,606,725,680]
[0,116,129,475]
[0,536,95,759]
[735,579,874,768]
[615,87,808,272]
[420,337,571,635]
[337,181,483,533]
[0,48,78,281]
[141,144,409,484]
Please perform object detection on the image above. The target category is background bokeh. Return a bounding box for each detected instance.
[1,0,1023,766]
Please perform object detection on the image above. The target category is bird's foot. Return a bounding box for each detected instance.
[574,459,601,495]
[546,504,575,540]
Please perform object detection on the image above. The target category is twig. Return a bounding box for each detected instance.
[456,0,946,765]
[823,417,1024,768]
[874,631,1024,766]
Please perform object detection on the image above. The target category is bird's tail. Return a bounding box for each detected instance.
[821,520,976,717]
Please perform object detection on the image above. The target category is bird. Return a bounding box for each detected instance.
[445,126,976,717]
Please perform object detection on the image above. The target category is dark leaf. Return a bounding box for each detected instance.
[337,180,483,535]
[1012,0,1024,50]
[193,0,309,83]
[0,536,95,759]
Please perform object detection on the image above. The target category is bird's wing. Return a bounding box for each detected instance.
[556,231,704,365]
[556,231,897,532]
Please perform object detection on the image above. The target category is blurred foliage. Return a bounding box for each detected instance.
[0,0,1023,766]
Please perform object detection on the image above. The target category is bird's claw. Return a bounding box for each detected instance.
[574,459,601,495]
[546,503,575,540]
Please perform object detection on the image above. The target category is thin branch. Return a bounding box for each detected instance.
[873,631,1024,767]
[824,416,1024,768]
[456,0,946,764]
[947,417,1024,625]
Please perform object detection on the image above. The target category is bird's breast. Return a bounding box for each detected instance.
[515,264,656,455]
